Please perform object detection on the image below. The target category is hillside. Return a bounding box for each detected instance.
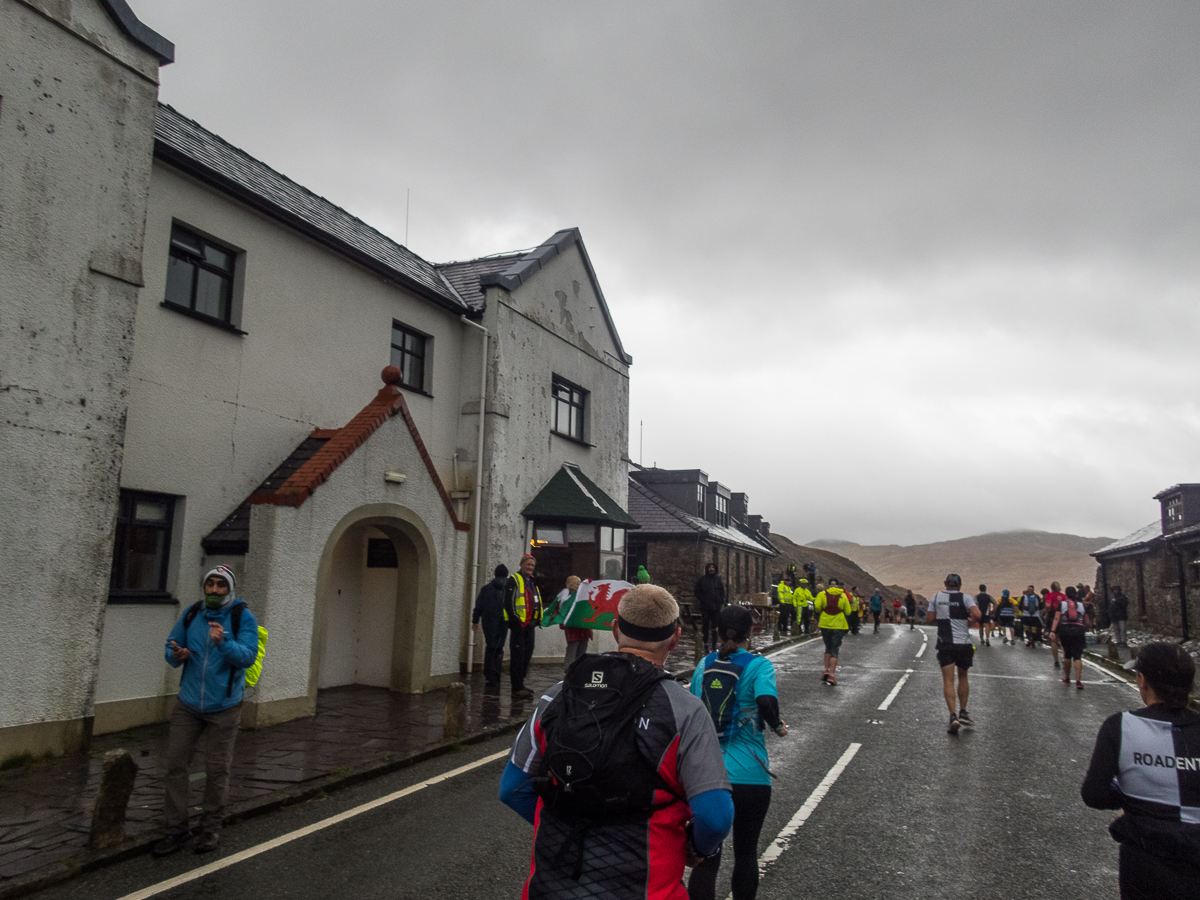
[769,533,907,602]
[807,530,1115,600]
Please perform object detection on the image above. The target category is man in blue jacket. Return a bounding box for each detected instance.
[153,565,259,857]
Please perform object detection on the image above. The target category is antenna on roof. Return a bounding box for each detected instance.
[405,188,410,246]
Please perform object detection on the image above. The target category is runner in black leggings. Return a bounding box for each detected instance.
[689,606,788,900]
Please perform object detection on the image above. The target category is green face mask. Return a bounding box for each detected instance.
[204,593,225,609]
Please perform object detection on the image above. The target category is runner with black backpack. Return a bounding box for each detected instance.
[499,584,733,900]
[688,606,788,900]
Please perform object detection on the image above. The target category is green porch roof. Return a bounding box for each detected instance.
[522,464,639,528]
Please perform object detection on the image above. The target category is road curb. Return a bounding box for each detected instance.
[1083,648,1137,683]
[0,716,529,900]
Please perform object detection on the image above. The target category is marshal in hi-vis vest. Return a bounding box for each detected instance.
[506,571,542,626]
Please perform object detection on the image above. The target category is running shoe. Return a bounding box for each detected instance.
[1054,660,1060,669]
[1076,681,1084,690]
[1062,675,1070,684]
[957,709,974,726]
[947,714,960,735]
[826,674,837,685]
[821,673,828,683]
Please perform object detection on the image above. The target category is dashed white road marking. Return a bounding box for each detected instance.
[877,669,914,710]
[113,749,510,900]
[757,742,862,876]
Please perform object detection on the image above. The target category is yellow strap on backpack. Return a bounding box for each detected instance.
[245,626,268,687]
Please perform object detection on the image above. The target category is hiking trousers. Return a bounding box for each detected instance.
[509,622,537,690]
[164,699,242,834]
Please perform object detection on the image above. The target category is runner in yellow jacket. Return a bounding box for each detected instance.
[816,579,852,685]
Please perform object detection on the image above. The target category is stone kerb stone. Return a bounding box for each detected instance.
[88,749,138,850]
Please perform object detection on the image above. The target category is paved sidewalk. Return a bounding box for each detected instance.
[0,667,560,886]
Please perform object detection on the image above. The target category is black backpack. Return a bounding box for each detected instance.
[532,653,684,880]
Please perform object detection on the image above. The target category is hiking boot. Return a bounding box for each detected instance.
[947,714,960,735]
[152,830,192,857]
[194,831,220,854]
[957,710,974,726]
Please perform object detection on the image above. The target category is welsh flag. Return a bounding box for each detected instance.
[542,580,634,631]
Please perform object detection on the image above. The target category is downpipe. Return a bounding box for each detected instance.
[461,315,489,671]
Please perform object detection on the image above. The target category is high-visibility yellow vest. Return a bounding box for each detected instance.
[777,582,795,606]
[795,586,814,609]
[506,572,542,625]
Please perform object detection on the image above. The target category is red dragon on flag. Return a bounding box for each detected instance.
[541,579,634,631]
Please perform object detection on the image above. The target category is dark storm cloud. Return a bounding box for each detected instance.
[142,1,1200,544]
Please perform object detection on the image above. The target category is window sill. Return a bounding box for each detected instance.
[551,430,595,449]
[108,592,180,605]
[400,384,434,400]
[161,302,247,335]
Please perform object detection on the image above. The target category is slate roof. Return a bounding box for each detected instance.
[627,478,777,555]
[1092,521,1162,558]
[436,229,633,365]
[153,104,469,315]
[522,464,638,527]
[202,436,330,554]
[437,253,526,313]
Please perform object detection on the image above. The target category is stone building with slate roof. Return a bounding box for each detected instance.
[1092,483,1200,640]
[627,468,777,610]
[1,0,636,757]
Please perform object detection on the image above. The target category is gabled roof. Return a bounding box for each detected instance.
[1092,521,1162,558]
[627,478,777,556]
[436,229,632,365]
[202,370,468,554]
[522,464,638,528]
[153,104,469,316]
[100,0,174,64]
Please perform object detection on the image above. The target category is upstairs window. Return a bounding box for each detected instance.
[1165,495,1183,530]
[696,484,706,517]
[715,494,729,527]
[390,322,429,393]
[551,376,586,441]
[109,490,175,600]
[164,223,236,323]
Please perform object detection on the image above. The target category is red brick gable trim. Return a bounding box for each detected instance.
[250,385,470,532]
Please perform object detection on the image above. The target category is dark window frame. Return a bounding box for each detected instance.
[551,375,587,442]
[109,489,177,604]
[162,222,239,328]
[390,321,431,395]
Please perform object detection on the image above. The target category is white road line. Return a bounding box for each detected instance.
[877,669,914,711]
[114,749,510,900]
[757,742,861,874]
[764,636,822,658]
[1082,656,1139,692]
[915,642,927,658]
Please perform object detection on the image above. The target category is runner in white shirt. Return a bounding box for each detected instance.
[925,573,981,735]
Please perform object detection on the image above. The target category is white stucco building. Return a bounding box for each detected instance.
[1,0,636,759]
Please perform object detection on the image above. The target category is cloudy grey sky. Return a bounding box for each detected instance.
[140,1,1199,546]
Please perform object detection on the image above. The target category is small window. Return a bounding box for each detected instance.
[110,489,176,599]
[715,494,729,527]
[600,527,626,552]
[551,376,586,441]
[390,323,429,393]
[366,538,398,568]
[533,524,566,547]
[696,484,706,517]
[164,223,236,323]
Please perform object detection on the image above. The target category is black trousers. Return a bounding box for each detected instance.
[508,623,536,690]
[777,605,796,633]
[848,611,860,634]
[872,610,881,630]
[700,608,721,651]
[689,783,772,900]
[800,607,812,634]
[1119,842,1200,900]
[481,622,507,686]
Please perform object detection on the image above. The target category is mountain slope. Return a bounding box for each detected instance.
[808,530,1115,599]
[768,533,906,602]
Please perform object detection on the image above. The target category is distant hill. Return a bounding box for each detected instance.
[768,533,907,602]
[807,530,1115,599]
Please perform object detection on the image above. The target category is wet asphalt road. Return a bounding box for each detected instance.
[38,625,1135,900]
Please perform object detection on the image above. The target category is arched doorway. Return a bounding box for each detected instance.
[311,505,437,695]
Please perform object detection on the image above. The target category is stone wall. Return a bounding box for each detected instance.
[1097,544,1199,638]
[644,539,770,610]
